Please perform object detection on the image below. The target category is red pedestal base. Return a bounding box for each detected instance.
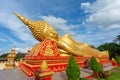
[18,40,111,77]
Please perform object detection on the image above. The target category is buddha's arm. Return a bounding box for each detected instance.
[46,37,84,56]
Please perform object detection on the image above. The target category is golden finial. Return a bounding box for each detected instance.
[40,60,49,71]
[13,12,32,25]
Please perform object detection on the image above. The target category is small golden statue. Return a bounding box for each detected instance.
[14,12,108,57]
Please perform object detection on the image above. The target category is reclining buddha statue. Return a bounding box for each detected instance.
[14,12,108,57]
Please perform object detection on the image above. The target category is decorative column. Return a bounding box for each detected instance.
[34,60,54,80]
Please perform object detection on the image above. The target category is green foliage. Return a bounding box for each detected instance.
[90,56,102,73]
[97,43,120,59]
[0,53,8,58]
[113,35,120,45]
[0,52,26,61]
[15,53,26,61]
[66,55,80,80]
[15,55,22,61]
[114,56,120,64]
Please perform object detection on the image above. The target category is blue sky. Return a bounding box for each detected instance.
[0,0,120,54]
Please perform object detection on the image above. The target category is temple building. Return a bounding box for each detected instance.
[5,48,16,68]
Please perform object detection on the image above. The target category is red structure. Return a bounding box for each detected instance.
[18,40,111,77]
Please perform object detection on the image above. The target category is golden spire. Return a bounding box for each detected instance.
[13,12,32,25]
[13,12,34,31]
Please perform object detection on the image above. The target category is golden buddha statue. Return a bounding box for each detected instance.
[14,12,108,57]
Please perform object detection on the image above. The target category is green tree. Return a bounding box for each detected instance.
[90,56,102,73]
[15,52,26,61]
[0,53,8,58]
[113,35,120,45]
[97,43,120,59]
[66,55,80,80]
[114,56,120,64]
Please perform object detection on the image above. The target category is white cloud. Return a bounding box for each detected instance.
[40,15,79,36]
[0,49,2,51]
[79,0,120,46]
[0,12,35,42]
[73,29,119,47]
[81,2,91,13]
[0,38,7,42]
[15,47,32,53]
[81,0,120,29]
[0,0,38,54]
[0,0,37,42]
[2,31,25,44]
